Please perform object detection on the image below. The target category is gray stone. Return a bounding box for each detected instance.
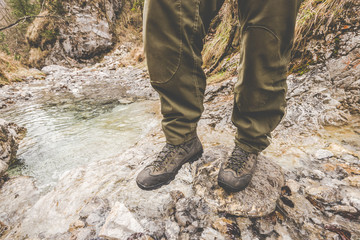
[200,227,225,240]
[0,161,8,177]
[315,149,334,159]
[164,220,180,240]
[0,177,40,226]
[0,119,25,170]
[257,218,275,235]
[99,202,144,240]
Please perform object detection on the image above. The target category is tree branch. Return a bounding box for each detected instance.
[0,15,64,32]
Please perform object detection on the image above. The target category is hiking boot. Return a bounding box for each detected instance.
[218,145,258,192]
[136,137,203,190]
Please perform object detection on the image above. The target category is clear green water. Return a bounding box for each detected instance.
[2,99,157,191]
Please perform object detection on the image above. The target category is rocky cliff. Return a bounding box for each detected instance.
[25,0,140,68]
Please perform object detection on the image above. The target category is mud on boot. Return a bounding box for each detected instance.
[136,136,203,190]
[218,145,258,192]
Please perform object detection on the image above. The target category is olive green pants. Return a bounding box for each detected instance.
[144,0,301,153]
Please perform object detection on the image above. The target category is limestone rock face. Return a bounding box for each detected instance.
[26,0,125,67]
[0,119,25,179]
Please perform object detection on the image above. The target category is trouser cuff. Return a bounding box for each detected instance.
[234,138,264,154]
[165,132,198,146]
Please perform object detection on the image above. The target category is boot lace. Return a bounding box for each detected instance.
[225,146,249,173]
[150,144,186,171]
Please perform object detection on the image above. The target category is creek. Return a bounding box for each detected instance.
[0,65,158,192]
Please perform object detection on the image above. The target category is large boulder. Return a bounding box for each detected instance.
[26,0,126,67]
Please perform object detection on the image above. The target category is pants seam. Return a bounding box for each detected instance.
[189,0,202,137]
[246,25,280,41]
[149,0,184,85]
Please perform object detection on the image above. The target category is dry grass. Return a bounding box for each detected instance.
[290,0,356,73]
[294,0,351,51]
[202,2,235,69]
[202,0,357,79]
[0,52,44,86]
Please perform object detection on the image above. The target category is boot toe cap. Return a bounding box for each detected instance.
[136,168,171,190]
[218,169,252,192]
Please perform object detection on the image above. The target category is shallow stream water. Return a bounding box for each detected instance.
[0,72,158,191]
[1,64,359,194]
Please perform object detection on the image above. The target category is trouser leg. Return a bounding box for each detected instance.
[144,0,224,145]
[232,0,301,153]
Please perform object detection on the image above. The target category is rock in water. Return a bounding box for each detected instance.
[0,119,26,179]
[193,147,284,217]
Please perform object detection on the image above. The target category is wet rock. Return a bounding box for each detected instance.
[339,186,360,211]
[235,217,256,240]
[0,177,40,226]
[74,228,93,240]
[0,119,26,179]
[78,197,111,234]
[99,202,144,240]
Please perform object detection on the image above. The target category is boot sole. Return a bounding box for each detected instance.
[218,179,250,193]
[136,150,203,191]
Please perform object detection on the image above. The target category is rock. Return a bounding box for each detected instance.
[305,185,339,203]
[344,176,360,187]
[75,228,93,240]
[164,220,180,240]
[330,205,358,214]
[274,224,293,240]
[315,149,334,159]
[200,227,225,240]
[194,149,284,217]
[0,161,8,177]
[0,119,26,178]
[99,202,144,240]
[257,217,275,235]
[25,0,129,67]
[0,177,40,226]
[339,187,360,211]
[212,218,240,239]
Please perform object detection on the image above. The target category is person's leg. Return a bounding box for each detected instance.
[143,0,224,145]
[233,0,301,153]
[219,0,301,192]
[137,0,224,190]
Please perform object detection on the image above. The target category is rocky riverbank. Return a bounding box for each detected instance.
[0,27,359,240]
[0,120,25,183]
